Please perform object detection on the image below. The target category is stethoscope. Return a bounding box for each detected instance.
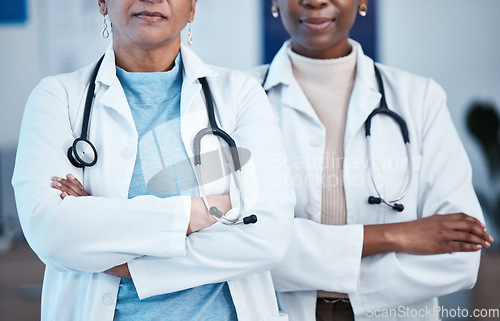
[67,55,257,225]
[262,63,412,212]
[365,65,412,212]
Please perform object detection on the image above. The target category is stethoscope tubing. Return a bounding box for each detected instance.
[365,64,413,212]
[366,136,413,206]
[193,77,253,225]
[68,55,255,225]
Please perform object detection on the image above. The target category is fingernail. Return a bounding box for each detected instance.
[52,181,61,187]
[485,242,491,247]
[477,244,483,249]
[52,176,61,181]
[489,236,494,243]
[61,192,68,199]
[68,173,75,180]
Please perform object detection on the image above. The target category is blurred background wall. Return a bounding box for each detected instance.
[0,0,499,320]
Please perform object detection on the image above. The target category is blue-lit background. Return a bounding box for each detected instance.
[262,0,377,63]
[0,0,27,23]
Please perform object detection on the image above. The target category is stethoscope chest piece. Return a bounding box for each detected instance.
[67,138,98,168]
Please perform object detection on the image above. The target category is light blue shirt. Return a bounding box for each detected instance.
[114,54,237,321]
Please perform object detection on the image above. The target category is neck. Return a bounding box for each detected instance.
[291,38,352,60]
[113,37,181,72]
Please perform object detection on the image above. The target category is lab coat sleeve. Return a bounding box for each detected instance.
[127,75,296,299]
[270,220,364,294]
[12,77,191,273]
[349,79,482,316]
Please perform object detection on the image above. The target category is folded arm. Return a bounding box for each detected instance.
[13,77,193,273]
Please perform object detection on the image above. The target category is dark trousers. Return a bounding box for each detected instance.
[316,298,355,321]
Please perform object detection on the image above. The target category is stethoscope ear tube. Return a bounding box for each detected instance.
[368,196,404,212]
[243,215,257,224]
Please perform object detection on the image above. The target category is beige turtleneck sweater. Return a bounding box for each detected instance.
[288,45,357,299]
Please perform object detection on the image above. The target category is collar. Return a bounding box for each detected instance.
[94,42,218,88]
[95,42,218,124]
[266,39,383,149]
[262,40,295,92]
[266,39,379,91]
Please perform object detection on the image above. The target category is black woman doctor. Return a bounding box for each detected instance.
[250,0,494,320]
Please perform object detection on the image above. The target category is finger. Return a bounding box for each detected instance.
[451,219,493,243]
[448,240,483,253]
[440,214,487,236]
[52,179,81,196]
[450,230,491,249]
[447,213,486,229]
[52,179,73,194]
[60,192,68,199]
[67,174,89,196]
[58,174,88,197]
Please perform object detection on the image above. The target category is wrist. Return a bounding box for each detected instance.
[363,223,401,257]
[382,223,404,253]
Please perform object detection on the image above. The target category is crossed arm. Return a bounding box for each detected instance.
[54,173,493,273]
[52,174,231,278]
[362,213,492,257]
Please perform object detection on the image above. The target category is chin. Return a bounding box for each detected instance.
[134,31,179,47]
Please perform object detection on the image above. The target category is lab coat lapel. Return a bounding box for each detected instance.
[343,46,382,152]
[179,44,216,161]
[269,41,324,126]
[95,44,135,126]
[281,82,323,125]
[99,83,135,125]
[180,79,206,161]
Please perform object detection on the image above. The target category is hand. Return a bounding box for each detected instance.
[52,174,89,199]
[187,194,231,235]
[395,213,493,254]
[363,213,494,257]
[104,263,131,279]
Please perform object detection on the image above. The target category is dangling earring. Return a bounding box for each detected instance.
[271,5,279,18]
[101,15,109,39]
[359,3,368,17]
[187,23,193,46]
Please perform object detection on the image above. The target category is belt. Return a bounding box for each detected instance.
[319,297,350,304]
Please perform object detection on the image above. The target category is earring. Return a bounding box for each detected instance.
[359,3,368,17]
[101,15,109,39]
[187,23,193,46]
[271,5,279,18]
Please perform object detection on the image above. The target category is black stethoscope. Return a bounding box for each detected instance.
[67,55,257,225]
[262,63,411,212]
[365,65,412,212]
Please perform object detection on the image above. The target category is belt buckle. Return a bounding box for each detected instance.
[321,298,350,304]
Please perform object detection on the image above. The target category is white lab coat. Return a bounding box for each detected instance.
[249,40,483,321]
[12,44,294,321]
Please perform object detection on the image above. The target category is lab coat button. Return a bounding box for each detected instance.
[121,148,134,159]
[306,204,318,216]
[310,138,322,147]
[103,293,116,306]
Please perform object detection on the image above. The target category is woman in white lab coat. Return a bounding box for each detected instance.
[12,1,294,320]
[249,0,493,320]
